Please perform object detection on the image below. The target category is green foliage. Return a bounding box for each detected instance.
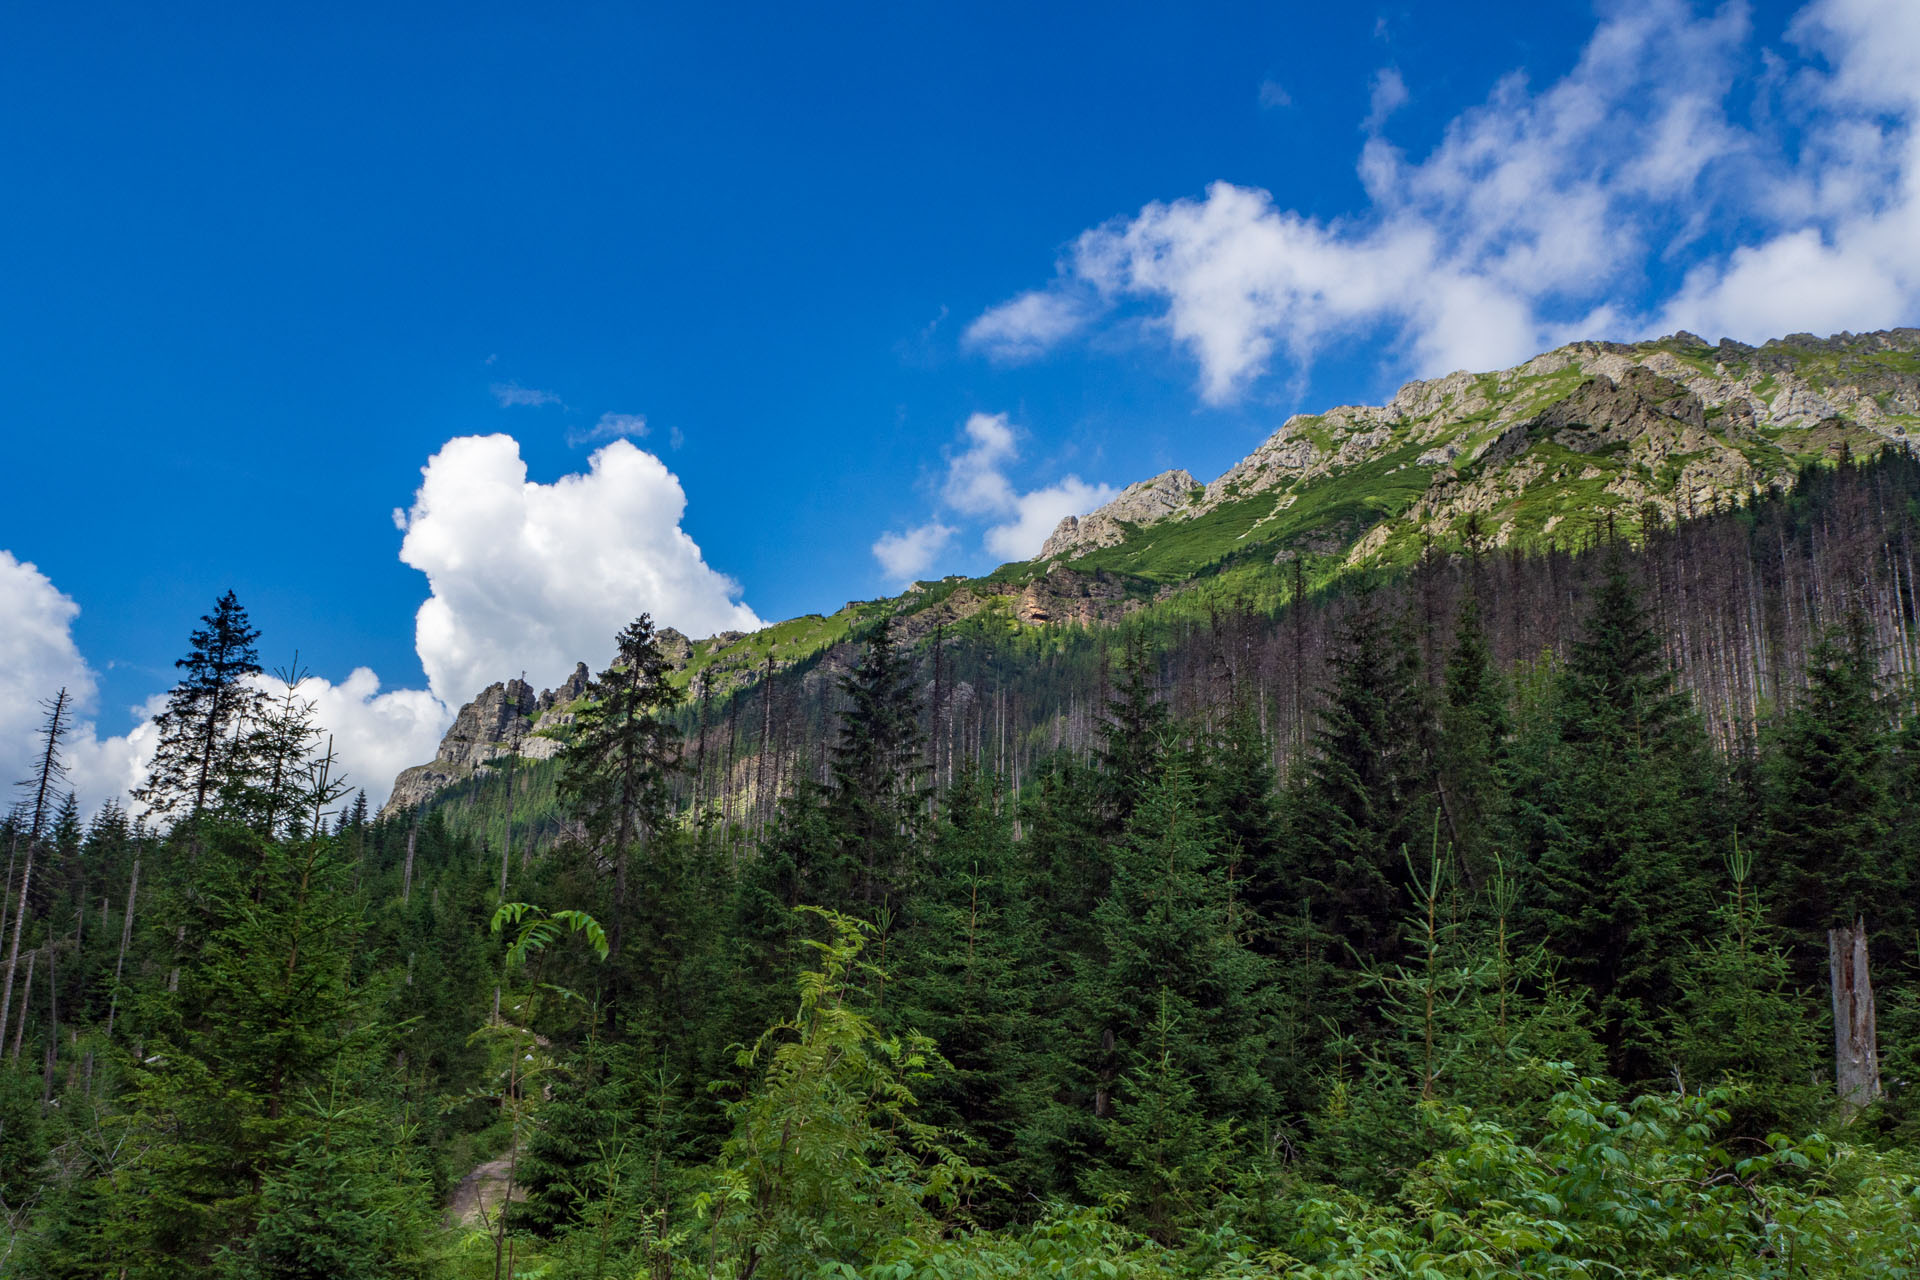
[696,908,986,1274]
[1288,588,1435,975]
[1762,615,1894,942]
[490,902,610,968]
[1530,543,1715,1079]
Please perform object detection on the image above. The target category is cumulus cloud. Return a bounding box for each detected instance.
[983,477,1116,561]
[0,551,450,816]
[942,413,1020,515]
[0,551,106,803]
[399,434,762,706]
[7,425,769,815]
[970,0,1920,402]
[872,522,957,584]
[248,669,451,809]
[492,381,562,408]
[873,413,1117,578]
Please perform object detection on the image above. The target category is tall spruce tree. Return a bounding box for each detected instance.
[1289,587,1435,972]
[1537,543,1714,1080]
[135,592,266,822]
[558,614,685,961]
[1761,615,1893,949]
[1069,752,1273,1230]
[1435,589,1511,886]
[888,768,1042,1217]
[1096,631,1169,832]
[825,613,926,911]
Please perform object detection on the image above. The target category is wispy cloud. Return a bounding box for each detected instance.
[491,381,563,409]
[963,288,1099,363]
[872,412,1116,581]
[1258,78,1292,110]
[966,0,1920,402]
[567,412,649,447]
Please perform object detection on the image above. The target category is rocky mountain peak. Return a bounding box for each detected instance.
[1039,468,1199,559]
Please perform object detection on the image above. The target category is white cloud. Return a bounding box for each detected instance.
[1654,0,1920,339]
[0,551,449,817]
[970,0,1920,401]
[568,411,648,447]
[491,381,562,408]
[8,428,768,816]
[1258,79,1292,110]
[984,477,1117,561]
[399,434,762,706]
[942,412,1020,515]
[873,413,1117,575]
[963,288,1098,362]
[872,522,957,584]
[1365,67,1407,131]
[0,550,104,806]
[248,669,452,811]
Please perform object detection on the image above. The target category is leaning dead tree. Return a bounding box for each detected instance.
[0,689,70,1050]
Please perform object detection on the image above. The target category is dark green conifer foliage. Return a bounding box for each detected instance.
[889,768,1041,1216]
[559,614,685,961]
[101,827,366,1273]
[1071,753,1273,1227]
[1667,841,1822,1138]
[825,614,926,911]
[225,674,324,838]
[1096,631,1169,831]
[1435,590,1511,886]
[510,1039,627,1239]
[1538,543,1714,1080]
[221,1089,436,1280]
[1020,757,1107,957]
[135,592,266,821]
[1088,989,1229,1243]
[1200,697,1282,947]
[1762,614,1893,946]
[1290,588,1436,971]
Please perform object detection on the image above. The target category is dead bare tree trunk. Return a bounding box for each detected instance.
[403,806,420,904]
[0,689,70,1047]
[1829,918,1882,1114]
[10,947,34,1060]
[103,852,139,1051]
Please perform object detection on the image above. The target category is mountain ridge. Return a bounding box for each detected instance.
[383,326,1920,815]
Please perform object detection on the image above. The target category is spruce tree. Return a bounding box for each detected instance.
[1761,615,1893,950]
[1289,588,1435,972]
[1435,590,1511,886]
[1537,544,1714,1080]
[135,592,266,822]
[558,614,685,961]
[1070,752,1273,1228]
[888,768,1043,1217]
[825,613,926,912]
[1096,630,1169,832]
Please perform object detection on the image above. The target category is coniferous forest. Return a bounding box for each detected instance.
[13,457,1920,1277]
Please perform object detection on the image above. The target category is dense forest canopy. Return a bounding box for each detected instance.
[6,455,1920,1276]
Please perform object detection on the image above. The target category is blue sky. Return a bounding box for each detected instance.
[3,0,1917,808]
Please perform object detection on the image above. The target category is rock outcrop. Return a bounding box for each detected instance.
[1039,470,1199,559]
[1030,328,1920,567]
[382,664,594,819]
